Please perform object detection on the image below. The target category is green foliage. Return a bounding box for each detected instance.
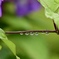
[39,0,59,11]
[0,28,20,59]
[55,0,59,3]
[0,45,2,50]
[39,0,59,28]
[0,1,59,59]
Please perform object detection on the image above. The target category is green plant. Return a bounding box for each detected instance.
[0,28,20,59]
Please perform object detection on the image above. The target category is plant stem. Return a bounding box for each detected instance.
[5,30,56,34]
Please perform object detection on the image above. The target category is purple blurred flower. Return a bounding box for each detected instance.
[15,0,41,16]
[0,0,3,17]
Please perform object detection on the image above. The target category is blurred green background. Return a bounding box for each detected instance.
[0,2,59,59]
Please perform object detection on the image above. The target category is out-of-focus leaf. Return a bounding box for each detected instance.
[39,0,59,11]
[39,0,55,19]
[8,34,49,59]
[3,2,15,14]
[2,15,32,30]
[39,0,59,29]
[0,28,20,59]
[0,45,2,50]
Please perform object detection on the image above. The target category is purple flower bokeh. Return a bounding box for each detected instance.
[15,0,41,16]
[0,0,3,17]
[0,0,41,17]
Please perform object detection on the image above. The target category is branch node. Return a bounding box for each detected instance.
[53,20,59,34]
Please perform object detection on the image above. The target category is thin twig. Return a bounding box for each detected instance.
[5,30,56,34]
[53,20,59,34]
[5,21,57,34]
[4,19,58,34]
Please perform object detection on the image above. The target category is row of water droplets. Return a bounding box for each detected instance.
[19,32,49,35]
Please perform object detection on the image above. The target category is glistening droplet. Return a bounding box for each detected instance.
[30,32,34,35]
[25,33,29,35]
[41,32,45,34]
[35,32,39,36]
[20,33,23,35]
[46,32,49,35]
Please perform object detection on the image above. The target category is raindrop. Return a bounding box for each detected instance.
[45,32,49,35]
[35,32,39,36]
[20,33,23,35]
[41,32,45,34]
[30,32,34,35]
[25,33,29,35]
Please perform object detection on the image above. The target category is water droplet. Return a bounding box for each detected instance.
[20,33,23,35]
[25,33,29,35]
[35,32,39,36]
[46,32,49,35]
[30,32,34,35]
[41,32,45,34]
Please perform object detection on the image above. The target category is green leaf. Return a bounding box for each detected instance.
[55,0,59,3]
[53,13,59,29]
[16,56,20,59]
[39,0,59,11]
[39,0,59,29]
[39,0,59,18]
[0,45,2,50]
[0,28,20,59]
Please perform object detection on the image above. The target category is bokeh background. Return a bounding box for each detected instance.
[0,1,59,59]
